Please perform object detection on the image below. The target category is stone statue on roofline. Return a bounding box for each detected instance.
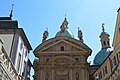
[60,17,68,35]
[42,28,49,42]
[78,27,83,42]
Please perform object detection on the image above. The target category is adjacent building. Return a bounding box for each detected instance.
[93,8,120,80]
[0,12,32,80]
[93,23,111,66]
[89,22,111,80]
[33,18,92,80]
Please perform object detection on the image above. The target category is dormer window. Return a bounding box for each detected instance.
[61,46,64,51]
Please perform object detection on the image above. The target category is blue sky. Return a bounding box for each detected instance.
[0,0,120,79]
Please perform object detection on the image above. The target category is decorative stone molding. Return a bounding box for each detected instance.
[0,44,18,80]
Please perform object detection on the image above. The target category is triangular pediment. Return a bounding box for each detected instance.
[34,37,91,55]
[41,39,85,51]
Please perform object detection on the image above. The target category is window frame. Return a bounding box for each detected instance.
[103,65,108,76]
[111,56,117,70]
[103,41,106,45]
[60,46,64,51]
[17,53,21,72]
[117,51,120,63]
[99,71,102,79]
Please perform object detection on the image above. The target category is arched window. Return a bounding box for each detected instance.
[103,41,106,45]
[61,46,64,51]
[107,41,109,45]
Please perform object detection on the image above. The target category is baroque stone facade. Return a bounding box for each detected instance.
[33,18,92,80]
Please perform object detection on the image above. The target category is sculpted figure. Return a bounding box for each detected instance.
[42,30,48,42]
[78,27,83,42]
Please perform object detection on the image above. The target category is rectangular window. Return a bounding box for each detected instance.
[103,66,108,76]
[117,51,120,63]
[20,43,23,51]
[0,75,2,80]
[99,71,102,80]
[25,51,27,58]
[23,61,26,77]
[110,59,113,69]
[111,56,117,69]
[17,53,21,72]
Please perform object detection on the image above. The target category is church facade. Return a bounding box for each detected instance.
[33,8,120,80]
[33,18,92,80]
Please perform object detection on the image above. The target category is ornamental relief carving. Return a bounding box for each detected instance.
[55,63,69,76]
[54,58,71,80]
